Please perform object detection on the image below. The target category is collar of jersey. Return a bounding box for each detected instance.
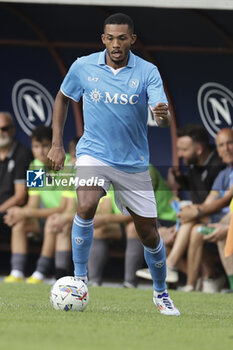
[98,49,135,68]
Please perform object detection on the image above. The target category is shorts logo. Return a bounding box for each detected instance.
[75,237,84,245]
[129,79,139,89]
[12,79,54,136]
[26,169,44,188]
[197,82,233,138]
[155,261,164,268]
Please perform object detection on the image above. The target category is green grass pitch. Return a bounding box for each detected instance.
[0,282,233,350]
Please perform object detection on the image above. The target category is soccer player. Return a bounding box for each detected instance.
[48,13,180,316]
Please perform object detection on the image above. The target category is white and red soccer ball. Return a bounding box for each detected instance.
[50,276,89,312]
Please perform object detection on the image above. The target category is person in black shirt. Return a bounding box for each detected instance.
[168,123,225,204]
[165,124,225,283]
[0,112,32,237]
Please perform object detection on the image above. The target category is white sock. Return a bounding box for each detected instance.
[32,271,45,280]
[11,270,24,278]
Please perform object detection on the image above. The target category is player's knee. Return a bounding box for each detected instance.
[77,200,98,219]
[137,225,160,248]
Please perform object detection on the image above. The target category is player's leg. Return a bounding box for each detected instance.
[4,218,40,282]
[72,185,105,281]
[112,167,180,315]
[128,209,180,316]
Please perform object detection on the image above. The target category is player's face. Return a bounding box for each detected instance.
[216,129,233,165]
[101,24,136,69]
[31,138,51,165]
[177,136,199,165]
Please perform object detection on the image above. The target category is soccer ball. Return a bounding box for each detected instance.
[50,276,89,312]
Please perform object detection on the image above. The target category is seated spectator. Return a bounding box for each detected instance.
[0,111,32,239]
[25,137,79,283]
[167,123,224,204]
[88,164,177,287]
[137,124,224,284]
[3,127,72,282]
[203,207,233,293]
[165,124,224,281]
[177,128,233,292]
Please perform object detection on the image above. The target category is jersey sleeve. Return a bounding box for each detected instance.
[60,59,84,102]
[146,66,168,108]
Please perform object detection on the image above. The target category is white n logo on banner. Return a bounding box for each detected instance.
[197,82,233,138]
[12,79,54,135]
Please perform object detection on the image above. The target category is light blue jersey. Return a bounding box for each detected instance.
[61,50,168,172]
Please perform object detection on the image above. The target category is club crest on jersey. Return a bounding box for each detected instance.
[129,79,139,89]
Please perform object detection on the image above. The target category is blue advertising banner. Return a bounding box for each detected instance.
[0,46,77,149]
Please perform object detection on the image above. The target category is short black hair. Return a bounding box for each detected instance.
[103,13,134,33]
[177,124,210,148]
[31,126,52,142]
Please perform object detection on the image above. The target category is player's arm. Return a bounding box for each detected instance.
[47,90,69,170]
[151,103,170,127]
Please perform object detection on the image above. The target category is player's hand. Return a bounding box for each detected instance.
[152,103,170,127]
[47,146,66,171]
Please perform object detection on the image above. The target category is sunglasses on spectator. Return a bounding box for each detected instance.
[0,125,12,132]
